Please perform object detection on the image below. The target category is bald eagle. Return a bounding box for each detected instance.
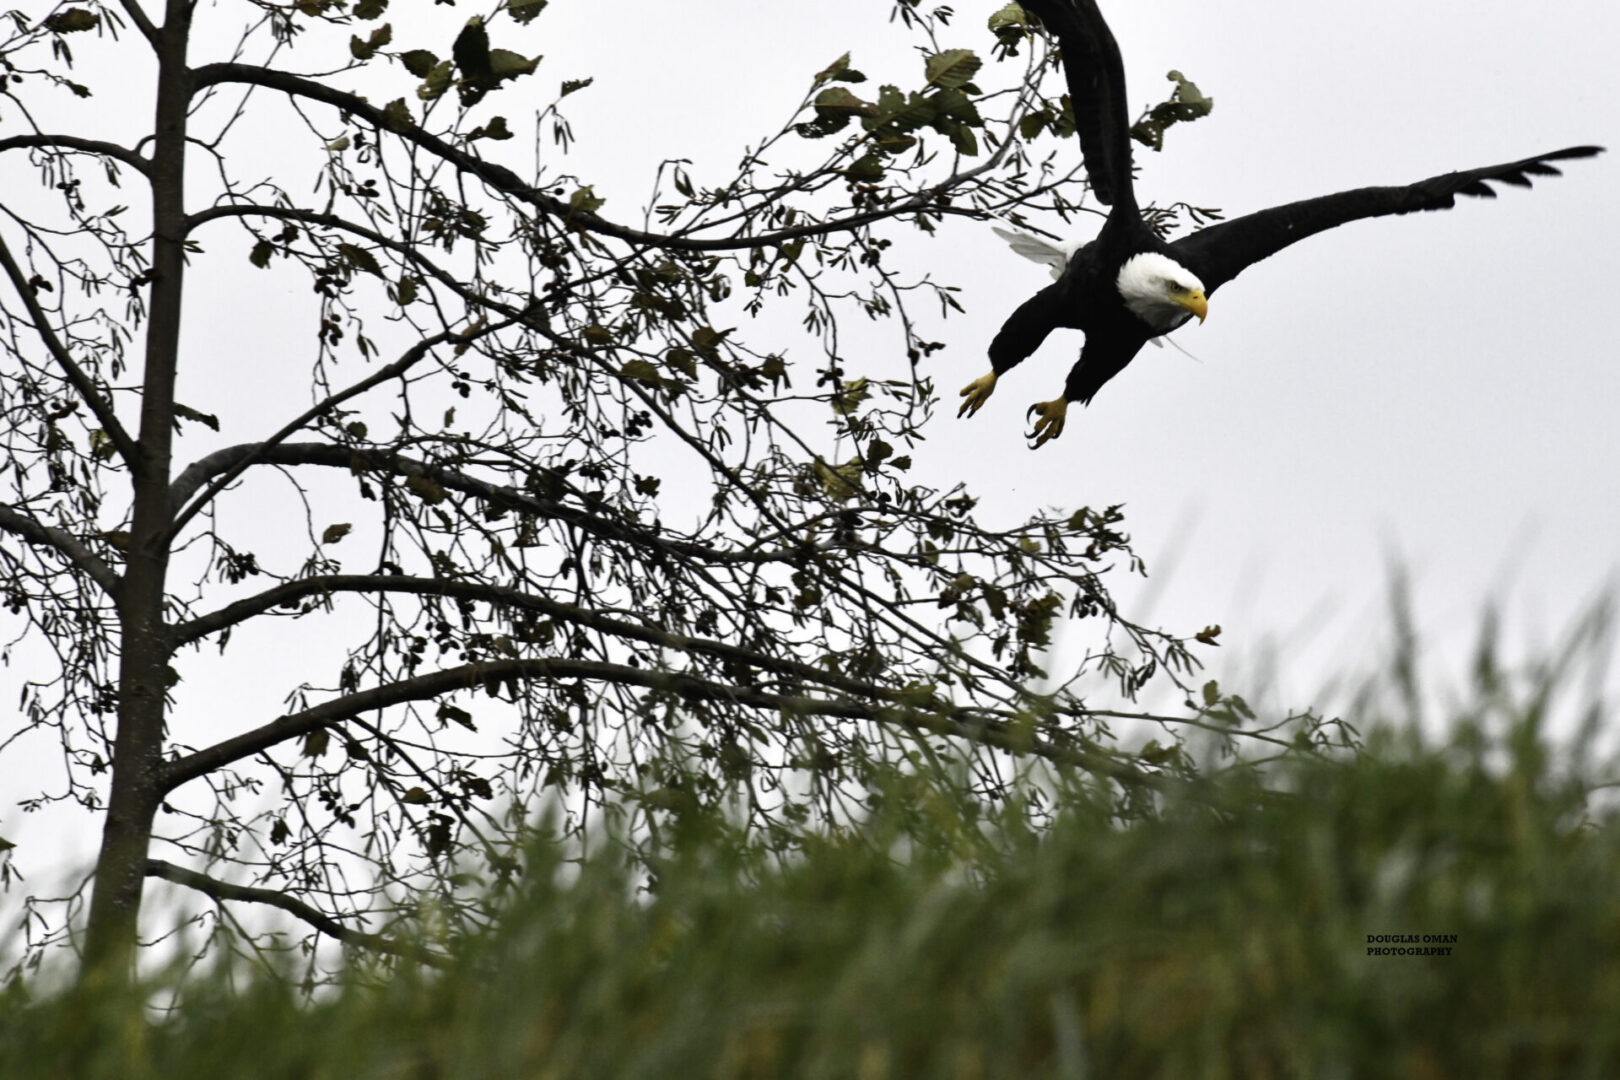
[959,0,1602,447]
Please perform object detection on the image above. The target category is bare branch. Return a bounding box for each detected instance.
[183,204,463,290]
[117,0,160,47]
[164,324,489,543]
[0,504,121,597]
[144,859,452,969]
[168,442,809,566]
[157,655,1160,795]
[174,573,909,705]
[0,135,152,175]
[0,232,139,464]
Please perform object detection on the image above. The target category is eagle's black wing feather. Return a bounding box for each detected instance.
[1171,146,1603,295]
[988,278,1070,376]
[1018,0,1135,209]
[1064,336,1140,405]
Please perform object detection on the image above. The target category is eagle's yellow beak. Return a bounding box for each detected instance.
[1176,288,1208,324]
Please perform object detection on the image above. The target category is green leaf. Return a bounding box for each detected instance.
[401,786,432,805]
[690,325,731,357]
[380,98,414,131]
[248,239,274,269]
[619,359,664,387]
[987,2,1030,54]
[399,49,439,78]
[488,48,541,79]
[843,153,885,183]
[568,185,605,215]
[405,474,447,504]
[1202,680,1220,707]
[1130,70,1214,151]
[812,52,866,86]
[814,52,849,85]
[987,2,1027,34]
[1052,95,1077,139]
[813,86,869,119]
[760,354,788,389]
[796,86,873,139]
[418,60,455,102]
[349,23,391,60]
[863,85,936,137]
[396,275,417,306]
[354,0,387,18]
[337,243,384,278]
[640,787,695,812]
[814,456,864,501]
[321,523,352,544]
[453,17,491,80]
[0,836,15,853]
[173,403,220,431]
[831,376,870,416]
[665,348,697,379]
[508,0,548,25]
[560,77,593,97]
[43,9,99,32]
[438,703,476,730]
[1016,591,1062,649]
[302,728,330,758]
[1139,740,1175,765]
[425,814,452,857]
[469,115,513,141]
[931,87,982,125]
[924,49,981,90]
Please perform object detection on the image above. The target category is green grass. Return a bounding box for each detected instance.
[6,699,1620,1078]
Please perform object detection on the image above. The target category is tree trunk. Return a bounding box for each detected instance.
[80,2,191,980]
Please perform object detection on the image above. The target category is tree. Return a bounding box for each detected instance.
[0,0,1263,983]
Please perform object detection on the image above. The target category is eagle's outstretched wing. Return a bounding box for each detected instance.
[1171,146,1604,295]
[1017,0,1136,209]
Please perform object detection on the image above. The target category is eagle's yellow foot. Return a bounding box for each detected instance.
[1026,398,1068,448]
[957,371,998,418]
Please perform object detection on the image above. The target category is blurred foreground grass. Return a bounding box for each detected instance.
[5,670,1619,1078]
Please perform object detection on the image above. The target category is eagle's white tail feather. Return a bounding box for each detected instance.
[990,226,1070,280]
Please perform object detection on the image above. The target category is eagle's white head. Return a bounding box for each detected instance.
[1116,252,1208,334]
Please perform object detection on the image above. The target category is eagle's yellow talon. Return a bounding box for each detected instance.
[958,371,998,419]
[1026,398,1068,448]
